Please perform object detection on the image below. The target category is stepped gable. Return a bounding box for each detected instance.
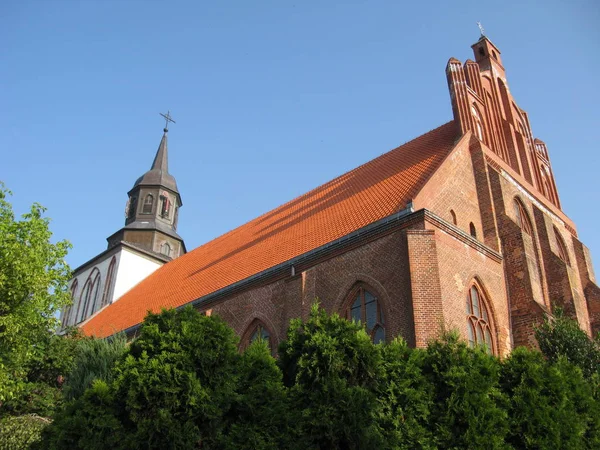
[82,121,459,337]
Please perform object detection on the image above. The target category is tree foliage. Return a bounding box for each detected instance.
[62,333,127,402]
[278,303,384,449]
[535,308,600,378]
[500,347,600,449]
[0,183,72,406]
[422,332,509,449]
[40,304,600,450]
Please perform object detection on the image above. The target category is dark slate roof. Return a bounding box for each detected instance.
[132,130,180,195]
[122,219,184,241]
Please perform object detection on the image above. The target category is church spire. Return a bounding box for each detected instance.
[150,131,169,172]
[107,113,186,259]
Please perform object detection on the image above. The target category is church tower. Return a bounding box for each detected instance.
[61,114,186,328]
[107,117,186,259]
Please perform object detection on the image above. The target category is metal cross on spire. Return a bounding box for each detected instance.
[160,111,176,132]
[477,21,485,37]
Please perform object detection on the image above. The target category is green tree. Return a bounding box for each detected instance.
[377,338,435,449]
[500,347,600,449]
[220,339,289,450]
[0,183,72,406]
[535,308,600,378]
[114,307,240,449]
[42,307,243,450]
[278,303,383,449]
[422,332,509,449]
[62,333,127,402]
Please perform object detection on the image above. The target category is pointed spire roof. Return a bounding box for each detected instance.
[131,128,180,197]
[151,130,169,172]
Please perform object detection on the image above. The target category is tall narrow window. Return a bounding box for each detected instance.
[142,194,154,214]
[469,222,477,238]
[76,279,91,323]
[345,284,385,343]
[514,198,533,235]
[554,227,570,266]
[102,257,117,307]
[79,269,101,322]
[466,284,495,354]
[160,195,171,218]
[63,280,79,327]
[128,197,137,218]
[450,210,457,226]
[161,242,171,257]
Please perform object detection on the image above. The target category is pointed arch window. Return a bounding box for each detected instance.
[469,222,477,239]
[466,284,495,354]
[450,209,457,226]
[554,227,570,266]
[102,257,117,307]
[63,280,78,327]
[78,269,101,322]
[344,284,385,343]
[160,194,171,218]
[514,198,533,235]
[142,194,154,214]
[243,320,273,352]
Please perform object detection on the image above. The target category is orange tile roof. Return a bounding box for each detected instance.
[82,121,458,337]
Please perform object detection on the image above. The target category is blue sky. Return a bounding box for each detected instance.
[2,1,599,275]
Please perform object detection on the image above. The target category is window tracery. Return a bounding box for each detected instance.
[466,284,495,354]
[344,284,385,343]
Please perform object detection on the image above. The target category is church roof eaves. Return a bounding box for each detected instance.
[82,121,460,338]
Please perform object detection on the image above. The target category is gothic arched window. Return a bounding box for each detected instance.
[242,320,274,353]
[142,194,154,214]
[469,222,477,239]
[102,257,117,307]
[554,227,570,266]
[345,284,385,343]
[514,198,533,235]
[160,195,171,218]
[63,280,78,327]
[450,209,457,225]
[466,284,495,354]
[79,269,101,322]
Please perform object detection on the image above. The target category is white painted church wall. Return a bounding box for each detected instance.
[112,248,162,302]
[62,247,162,328]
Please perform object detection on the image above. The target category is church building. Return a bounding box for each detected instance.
[74,35,599,356]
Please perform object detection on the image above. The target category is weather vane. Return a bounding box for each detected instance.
[160,111,176,132]
[477,21,485,37]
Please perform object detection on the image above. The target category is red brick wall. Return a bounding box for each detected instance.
[430,223,510,356]
[415,133,484,242]
[210,228,416,348]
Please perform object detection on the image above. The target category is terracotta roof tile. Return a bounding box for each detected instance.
[82,121,458,337]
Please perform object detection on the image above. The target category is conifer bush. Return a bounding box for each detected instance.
[38,304,600,450]
[377,338,435,449]
[421,333,509,449]
[278,303,384,449]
